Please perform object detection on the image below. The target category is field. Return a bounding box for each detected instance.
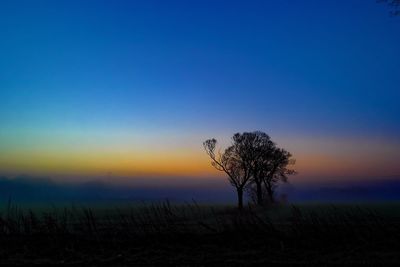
[0,201,400,266]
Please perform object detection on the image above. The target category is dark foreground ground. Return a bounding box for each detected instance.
[0,202,400,266]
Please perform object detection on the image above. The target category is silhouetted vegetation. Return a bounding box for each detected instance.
[204,131,296,209]
[0,201,400,265]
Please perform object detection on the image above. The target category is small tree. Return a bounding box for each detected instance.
[244,132,275,205]
[204,131,296,208]
[203,138,251,209]
[260,147,296,203]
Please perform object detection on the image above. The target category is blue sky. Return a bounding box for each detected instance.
[0,0,399,182]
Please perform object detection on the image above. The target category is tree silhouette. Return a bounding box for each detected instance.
[259,147,296,203]
[204,131,296,208]
[245,132,275,205]
[203,138,252,209]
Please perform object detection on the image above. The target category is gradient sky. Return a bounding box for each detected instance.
[1,0,399,186]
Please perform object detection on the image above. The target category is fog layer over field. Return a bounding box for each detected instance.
[1,175,400,203]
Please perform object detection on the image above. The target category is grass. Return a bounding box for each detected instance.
[0,200,400,265]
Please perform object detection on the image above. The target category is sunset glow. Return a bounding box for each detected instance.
[0,0,399,187]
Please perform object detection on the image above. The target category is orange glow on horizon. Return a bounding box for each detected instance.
[0,133,399,184]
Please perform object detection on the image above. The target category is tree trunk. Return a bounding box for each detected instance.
[237,187,244,209]
[256,181,263,206]
[266,186,274,203]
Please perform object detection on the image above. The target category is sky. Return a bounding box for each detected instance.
[0,0,399,187]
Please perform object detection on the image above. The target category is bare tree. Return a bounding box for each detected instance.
[203,138,251,209]
[260,147,296,203]
[245,132,275,206]
[204,131,296,208]
[226,131,277,206]
[229,131,277,206]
